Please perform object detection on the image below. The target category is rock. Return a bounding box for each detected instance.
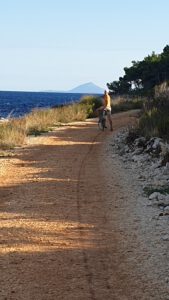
[163,163,169,175]
[164,206,169,214]
[150,160,162,169]
[162,235,169,241]
[134,137,146,147]
[132,155,140,162]
[152,179,169,187]
[112,130,169,215]
[165,277,169,283]
[132,154,149,163]
[160,142,169,156]
[158,196,169,207]
[149,192,164,201]
[152,138,162,150]
[132,147,144,155]
[166,162,169,168]
[119,148,125,156]
[165,194,169,201]
[124,145,130,152]
[148,200,159,207]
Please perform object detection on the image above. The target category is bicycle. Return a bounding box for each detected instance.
[98,109,107,131]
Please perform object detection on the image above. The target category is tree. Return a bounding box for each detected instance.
[107,45,169,96]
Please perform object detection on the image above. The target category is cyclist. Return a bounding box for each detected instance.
[103,90,113,131]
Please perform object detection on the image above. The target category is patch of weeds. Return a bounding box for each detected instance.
[143,186,169,196]
[161,152,169,166]
[28,128,49,136]
[125,128,140,145]
[51,123,63,128]
[0,151,15,157]
[0,143,14,150]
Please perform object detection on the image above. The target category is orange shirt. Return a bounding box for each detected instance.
[103,93,111,110]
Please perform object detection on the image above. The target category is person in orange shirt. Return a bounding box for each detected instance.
[103,90,113,131]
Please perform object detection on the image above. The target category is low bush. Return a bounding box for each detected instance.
[111,97,143,113]
[80,96,102,118]
[143,186,169,196]
[139,107,169,140]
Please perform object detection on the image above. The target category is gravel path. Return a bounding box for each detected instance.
[0,111,168,299]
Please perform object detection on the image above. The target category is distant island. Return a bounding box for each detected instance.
[68,82,104,94]
[42,82,104,94]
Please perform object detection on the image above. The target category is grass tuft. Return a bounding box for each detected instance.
[143,186,169,196]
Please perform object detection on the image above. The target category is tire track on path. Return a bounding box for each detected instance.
[76,130,113,300]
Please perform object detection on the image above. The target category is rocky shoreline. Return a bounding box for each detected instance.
[111,128,169,241]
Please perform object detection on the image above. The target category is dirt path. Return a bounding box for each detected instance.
[0,111,167,300]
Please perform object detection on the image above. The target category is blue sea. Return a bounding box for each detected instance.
[0,91,89,118]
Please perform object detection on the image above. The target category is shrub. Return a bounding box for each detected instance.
[111,97,143,113]
[80,96,102,118]
[139,108,169,140]
[125,127,141,145]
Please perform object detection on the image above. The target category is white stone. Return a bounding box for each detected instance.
[160,142,169,156]
[164,206,169,214]
[149,192,164,201]
[162,235,169,241]
[135,137,146,145]
[152,138,162,149]
[163,169,169,175]
[132,148,144,155]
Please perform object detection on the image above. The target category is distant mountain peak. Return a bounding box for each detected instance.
[68,82,104,94]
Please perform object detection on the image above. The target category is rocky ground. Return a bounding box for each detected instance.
[109,128,169,296]
[111,128,169,221]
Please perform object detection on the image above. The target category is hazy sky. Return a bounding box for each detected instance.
[0,0,169,91]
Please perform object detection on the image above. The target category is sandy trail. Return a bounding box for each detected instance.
[0,111,167,300]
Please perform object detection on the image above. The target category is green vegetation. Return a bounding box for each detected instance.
[80,95,102,117]
[143,186,169,196]
[107,45,169,97]
[107,45,169,141]
[138,84,169,140]
[111,97,143,113]
[139,108,169,139]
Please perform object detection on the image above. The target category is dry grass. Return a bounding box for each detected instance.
[0,103,88,149]
[25,104,87,135]
[0,118,26,149]
[56,104,87,123]
[111,96,143,113]
[139,107,169,140]
[25,109,58,135]
[138,83,169,140]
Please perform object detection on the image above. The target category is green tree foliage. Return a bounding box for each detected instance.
[107,45,169,96]
[107,77,131,94]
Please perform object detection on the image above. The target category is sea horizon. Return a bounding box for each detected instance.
[0,90,101,119]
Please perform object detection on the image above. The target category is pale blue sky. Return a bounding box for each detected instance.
[0,0,169,91]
